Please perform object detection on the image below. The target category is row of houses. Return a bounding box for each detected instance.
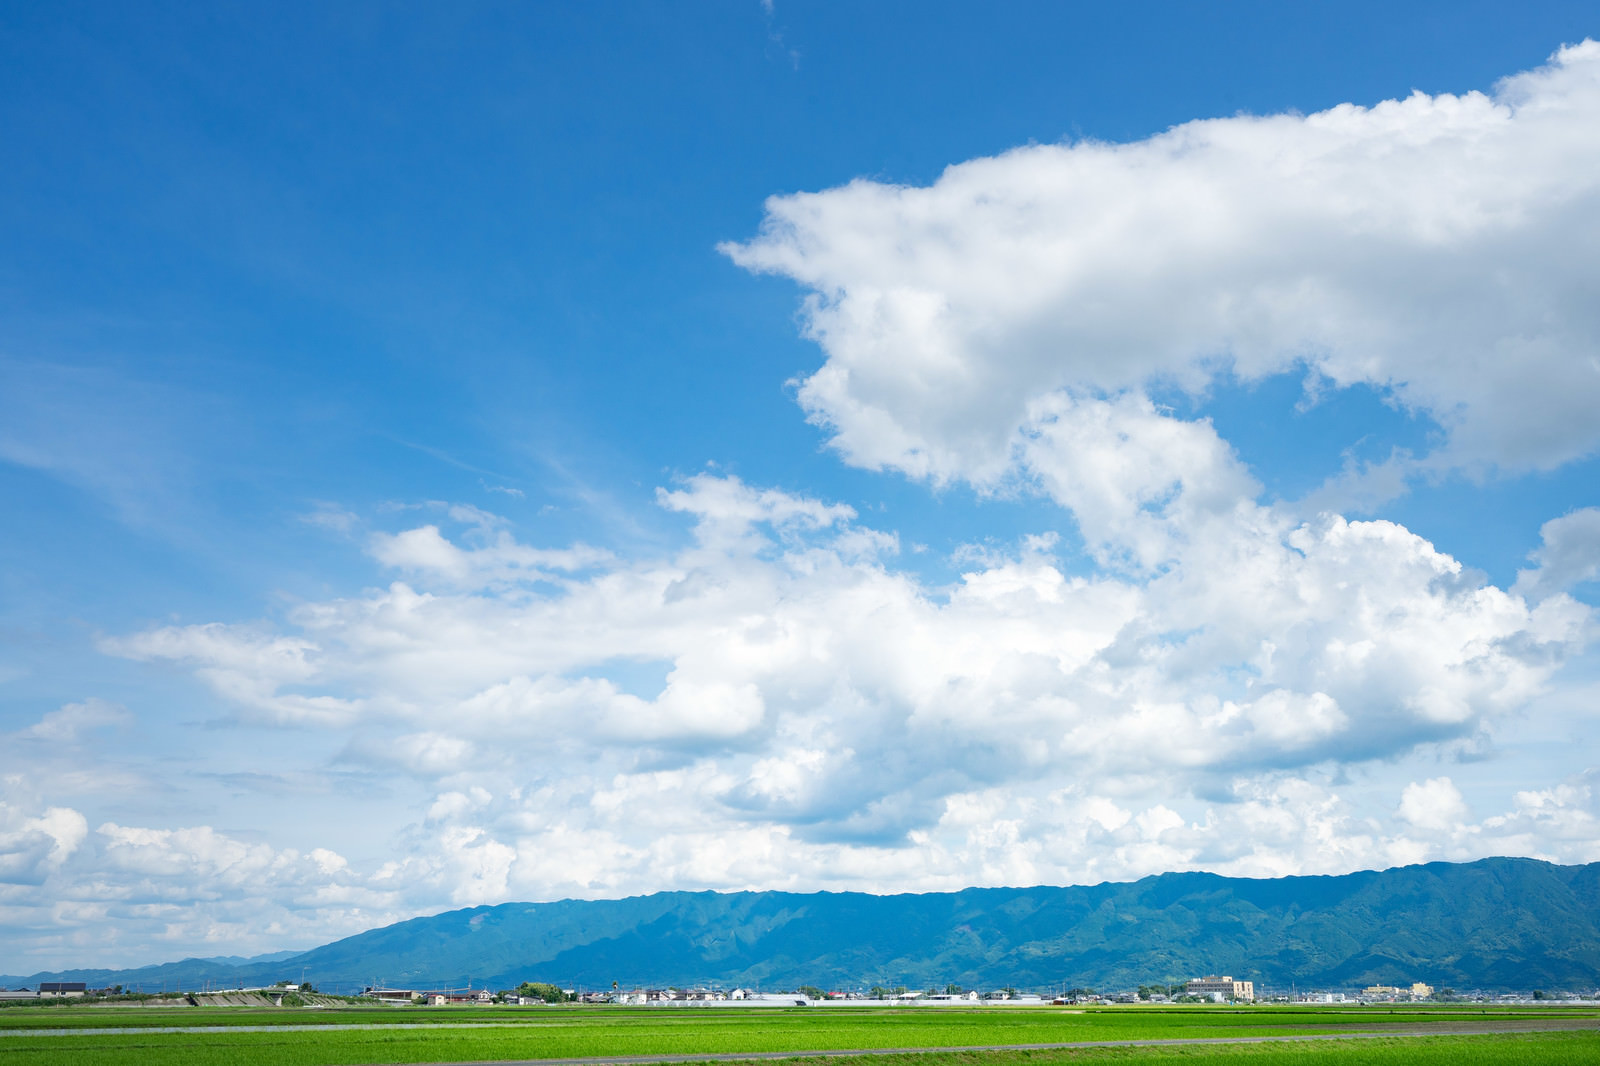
[358,985,1045,1007]
[363,987,494,1005]
[0,981,319,1001]
[607,989,988,1004]
[0,983,91,1000]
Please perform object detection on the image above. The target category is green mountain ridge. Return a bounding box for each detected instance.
[7,857,1597,995]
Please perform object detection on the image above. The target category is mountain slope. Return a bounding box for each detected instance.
[8,857,1597,994]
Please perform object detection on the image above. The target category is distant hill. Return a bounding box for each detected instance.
[7,857,1598,995]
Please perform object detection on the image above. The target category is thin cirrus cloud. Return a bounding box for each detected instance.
[15,699,132,744]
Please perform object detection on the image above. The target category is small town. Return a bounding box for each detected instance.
[5,975,1595,1009]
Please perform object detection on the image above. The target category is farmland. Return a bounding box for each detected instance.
[0,1004,1596,1066]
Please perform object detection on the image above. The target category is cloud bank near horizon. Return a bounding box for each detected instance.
[5,472,1596,968]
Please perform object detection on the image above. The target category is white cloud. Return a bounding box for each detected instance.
[1397,776,1471,833]
[100,823,307,887]
[345,732,479,778]
[722,41,1600,484]
[5,761,1597,970]
[1018,392,1258,569]
[0,780,402,969]
[17,699,132,744]
[98,477,1591,874]
[481,481,526,499]
[656,472,858,553]
[299,503,360,536]
[1514,507,1600,601]
[368,503,611,589]
[712,49,1600,809]
[101,624,364,726]
[0,805,88,884]
[1481,778,1600,858]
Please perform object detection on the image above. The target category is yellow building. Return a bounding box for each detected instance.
[1185,976,1255,1002]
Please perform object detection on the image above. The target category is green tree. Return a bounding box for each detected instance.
[945,983,964,995]
[516,981,568,1003]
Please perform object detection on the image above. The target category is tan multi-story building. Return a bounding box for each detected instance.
[1410,982,1434,999]
[1186,975,1255,1002]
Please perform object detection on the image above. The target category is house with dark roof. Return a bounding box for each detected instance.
[38,982,87,997]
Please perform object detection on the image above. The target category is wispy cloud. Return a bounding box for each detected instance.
[481,480,526,499]
[16,699,133,744]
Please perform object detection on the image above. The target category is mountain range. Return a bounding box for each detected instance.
[5,857,1598,995]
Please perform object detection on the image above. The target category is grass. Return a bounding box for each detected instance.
[0,1006,1593,1066]
[780,1035,1600,1066]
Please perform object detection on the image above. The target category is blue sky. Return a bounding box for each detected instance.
[3,2,1599,971]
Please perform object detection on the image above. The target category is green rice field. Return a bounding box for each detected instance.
[0,1005,1595,1066]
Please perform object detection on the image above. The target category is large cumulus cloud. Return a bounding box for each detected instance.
[92,476,1591,903]
[722,41,1600,484]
